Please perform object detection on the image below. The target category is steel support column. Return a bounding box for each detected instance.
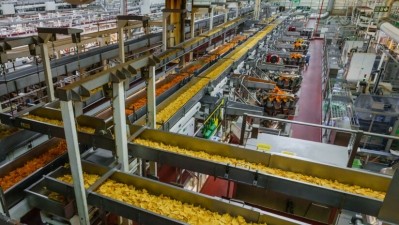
[147,65,157,177]
[254,0,261,20]
[41,43,55,102]
[236,3,239,18]
[385,119,399,152]
[223,8,228,44]
[347,130,363,167]
[208,6,215,47]
[60,100,90,225]
[118,25,125,63]
[113,82,129,172]
[162,13,170,51]
[147,66,156,129]
[190,11,195,61]
[209,6,214,30]
[120,0,126,15]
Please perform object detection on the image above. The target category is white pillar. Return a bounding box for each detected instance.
[236,3,239,18]
[254,0,261,20]
[120,0,126,15]
[209,7,214,30]
[208,7,214,46]
[113,82,129,172]
[147,66,156,129]
[377,52,386,71]
[190,11,195,61]
[41,43,55,102]
[147,66,157,177]
[60,100,90,225]
[118,26,125,63]
[162,13,169,51]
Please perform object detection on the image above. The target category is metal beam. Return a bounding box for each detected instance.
[189,11,195,60]
[113,82,129,172]
[118,25,125,63]
[254,0,260,20]
[56,55,158,101]
[60,100,90,225]
[147,66,156,129]
[162,13,170,51]
[147,65,157,177]
[40,43,55,102]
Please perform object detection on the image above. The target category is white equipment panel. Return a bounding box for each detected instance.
[346,53,376,82]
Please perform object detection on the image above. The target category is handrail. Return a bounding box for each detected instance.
[240,113,399,168]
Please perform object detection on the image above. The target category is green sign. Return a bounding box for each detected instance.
[374,6,389,12]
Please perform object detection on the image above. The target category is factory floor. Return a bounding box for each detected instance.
[291,19,323,143]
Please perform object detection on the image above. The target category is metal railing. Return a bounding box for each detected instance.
[240,113,399,168]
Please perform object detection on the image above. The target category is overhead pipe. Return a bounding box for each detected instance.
[326,0,335,13]
[378,22,399,43]
[309,12,329,19]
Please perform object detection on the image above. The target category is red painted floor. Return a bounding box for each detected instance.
[291,19,323,142]
[200,176,235,198]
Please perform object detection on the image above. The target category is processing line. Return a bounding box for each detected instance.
[0,16,252,152]
[1,12,398,224]
[134,17,284,130]
[95,34,244,123]
[74,30,247,123]
[0,10,251,96]
[25,161,308,225]
[127,126,398,223]
[0,15,285,214]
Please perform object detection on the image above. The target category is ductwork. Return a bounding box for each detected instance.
[379,22,399,43]
[309,12,330,19]
[326,0,335,13]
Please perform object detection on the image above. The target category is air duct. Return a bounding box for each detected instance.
[379,22,399,43]
[309,12,330,19]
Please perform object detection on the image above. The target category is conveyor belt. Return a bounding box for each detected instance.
[0,108,117,151]
[0,138,67,209]
[128,127,393,217]
[0,19,247,98]
[26,162,307,224]
[143,17,283,130]
[0,16,251,148]
[0,8,253,96]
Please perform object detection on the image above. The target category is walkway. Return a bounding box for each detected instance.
[291,19,323,142]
